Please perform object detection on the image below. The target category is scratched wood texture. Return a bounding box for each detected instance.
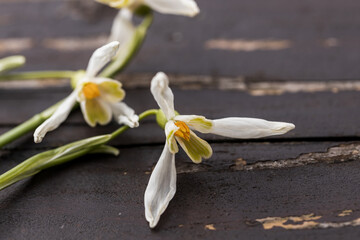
[1,0,360,239]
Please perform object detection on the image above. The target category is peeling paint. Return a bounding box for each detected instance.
[3,73,360,95]
[0,38,33,54]
[256,213,321,230]
[338,210,353,217]
[205,39,292,51]
[322,38,339,48]
[204,224,216,230]
[256,212,360,230]
[42,36,107,51]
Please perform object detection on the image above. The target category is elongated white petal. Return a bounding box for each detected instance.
[109,9,136,46]
[33,91,77,143]
[165,121,179,154]
[111,102,139,128]
[145,143,176,228]
[174,115,213,133]
[150,72,176,120]
[176,130,212,163]
[86,41,120,78]
[144,0,199,17]
[209,117,295,138]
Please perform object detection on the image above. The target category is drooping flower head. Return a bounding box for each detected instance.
[97,0,199,54]
[33,41,139,143]
[144,72,295,228]
[96,0,199,17]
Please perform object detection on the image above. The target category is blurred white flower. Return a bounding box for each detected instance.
[33,41,139,143]
[144,72,295,228]
[97,0,199,17]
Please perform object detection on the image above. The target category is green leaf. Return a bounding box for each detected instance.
[0,134,112,190]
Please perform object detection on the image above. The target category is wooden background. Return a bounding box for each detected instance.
[1,0,360,239]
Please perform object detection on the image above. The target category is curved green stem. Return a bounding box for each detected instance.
[0,71,76,81]
[0,101,63,148]
[100,11,153,78]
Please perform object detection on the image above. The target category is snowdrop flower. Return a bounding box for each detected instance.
[144,72,295,228]
[99,0,199,48]
[97,0,199,17]
[33,41,139,143]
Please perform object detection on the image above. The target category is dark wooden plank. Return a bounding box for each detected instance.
[0,141,359,239]
[0,87,359,149]
[1,0,360,79]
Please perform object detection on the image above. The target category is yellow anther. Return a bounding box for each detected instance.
[174,121,190,141]
[82,82,100,100]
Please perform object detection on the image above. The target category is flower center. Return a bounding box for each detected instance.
[82,82,100,100]
[174,121,190,141]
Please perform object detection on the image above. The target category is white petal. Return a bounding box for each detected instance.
[144,0,199,17]
[165,121,179,154]
[174,115,213,133]
[111,102,139,128]
[33,91,77,143]
[109,9,136,46]
[86,41,120,78]
[209,117,295,138]
[150,72,176,120]
[144,143,176,228]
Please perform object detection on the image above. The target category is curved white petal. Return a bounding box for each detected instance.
[111,102,139,128]
[174,115,213,133]
[150,72,176,120]
[109,9,136,46]
[144,0,199,17]
[33,91,77,143]
[209,117,295,138]
[144,143,176,228]
[86,41,120,78]
[165,121,179,154]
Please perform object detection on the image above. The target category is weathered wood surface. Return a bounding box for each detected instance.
[2,0,360,239]
[1,0,360,79]
[1,86,360,239]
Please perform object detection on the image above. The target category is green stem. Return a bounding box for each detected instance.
[0,109,158,190]
[0,71,75,81]
[0,101,62,148]
[100,12,153,78]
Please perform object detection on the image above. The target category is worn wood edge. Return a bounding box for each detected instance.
[1,74,360,95]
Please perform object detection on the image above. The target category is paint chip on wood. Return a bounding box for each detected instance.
[205,39,292,51]
[204,224,216,230]
[0,38,33,54]
[338,210,353,217]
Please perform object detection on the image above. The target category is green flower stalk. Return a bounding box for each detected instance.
[0,109,158,191]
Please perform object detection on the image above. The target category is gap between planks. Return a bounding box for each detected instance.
[1,73,360,96]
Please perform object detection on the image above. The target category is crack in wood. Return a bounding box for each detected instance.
[2,73,360,95]
[231,143,360,171]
